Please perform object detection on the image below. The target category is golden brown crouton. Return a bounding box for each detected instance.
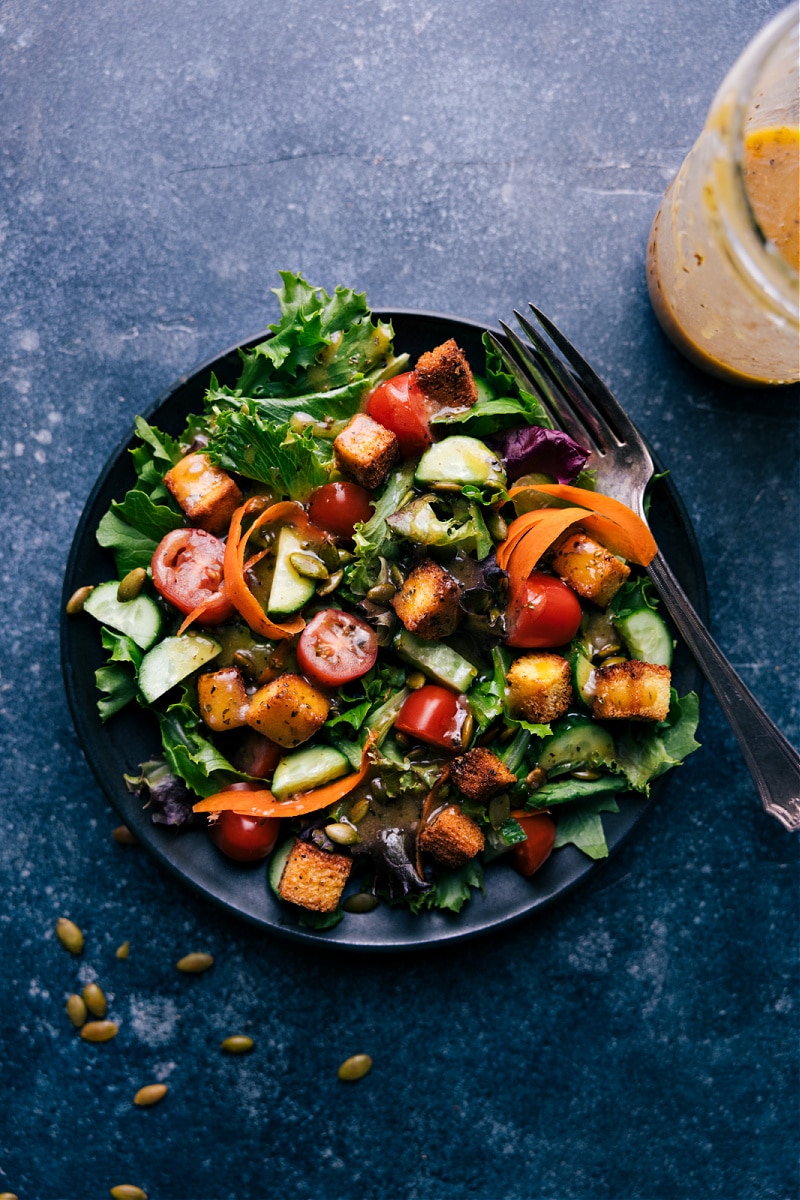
[418,804,485,869]
[412,339,479,412]
[246,673,330,747]
[391,559,462,640]
[197,667,250,732]
[450,747,517,803]
[551,531,631,608]
[334,413,399,489]
[506,653,573,724]
[591,659,671,721]
[278,839,352,913]
[164,452,243,534]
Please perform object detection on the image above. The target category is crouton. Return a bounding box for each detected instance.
[334,413,399,489]
[278,839,352,913]
[551,531,631,608]
[197,667,249,732]
[450,747,517,803]
[591,659,671,721]
[412,339,479,412]
[418,804,485,869]
[246,672,329,747]
[506,653,573,724]
[164,452,243,534]
[391,559,462,640]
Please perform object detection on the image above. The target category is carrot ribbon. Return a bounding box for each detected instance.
[222,499,309,640]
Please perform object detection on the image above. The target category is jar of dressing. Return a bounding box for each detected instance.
[647,5,799,385]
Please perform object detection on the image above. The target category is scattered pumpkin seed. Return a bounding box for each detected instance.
[342,893,379,914]
[80,1020,119,1043]
[112,825,137,845]
[134,1083,168,1107]
[525,767,547,790]
[0,1193,20,1200]
[109,1187,148,1200]
[115,941,130,960]
[316,568,343,597]
[83,982,107,1018]
[56,917,84,955]
[336,548,355,566]
[66,994,88,1028]
[406,671,427,690]
[117,567,147,602]
[65,585,94,615]
[484,511,509,542]
[337,1053,373,1081]
[176,952,214,973]
[289,551,329,580]
[348,797,370,824]
[221,1035,254,1054]
[389,563,405,589]
[325,822,361,846]
[366,582,396,606]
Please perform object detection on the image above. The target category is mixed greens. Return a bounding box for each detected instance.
[78,272,700,928]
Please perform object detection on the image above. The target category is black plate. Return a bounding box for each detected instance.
[61,311,708,952]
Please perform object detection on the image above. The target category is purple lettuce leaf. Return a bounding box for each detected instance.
[488,425,589,485]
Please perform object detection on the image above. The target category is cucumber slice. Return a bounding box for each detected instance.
[414,436,506,488]
[614,608,673,666]
[271,745,350,799]
[138,634,221,703]
[569,648,596,706]
[268,838,295,899]
[267,525,317,617]
[83,580,162,650]
[538,717,616,777]
[394,630,477,692]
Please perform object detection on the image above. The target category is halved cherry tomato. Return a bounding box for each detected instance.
[505,571,583,648]
[366,372,432,457]
[296,609,378,687]
[395,684,469,750]
[151,528,234,625]
[509,813,557,877]
[208,798,281,862]
[308,482,374,540]
[227,731,282,780]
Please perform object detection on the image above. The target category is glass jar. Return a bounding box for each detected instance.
[646,5,799,385]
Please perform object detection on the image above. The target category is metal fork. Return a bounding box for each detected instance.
[490,305,800,831]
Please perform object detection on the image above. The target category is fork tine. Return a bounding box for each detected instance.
[486,329,561,431]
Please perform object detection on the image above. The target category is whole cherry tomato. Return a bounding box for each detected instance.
[505,571,583,648]
[297,609,378,687]
[208,807,280,862]
[308,482,374,540]
[366,372,432,458]
[151,527,234,624]
[509,813,557,877]
[395,684,469,750]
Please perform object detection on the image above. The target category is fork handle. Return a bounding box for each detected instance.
[648,552,800,830]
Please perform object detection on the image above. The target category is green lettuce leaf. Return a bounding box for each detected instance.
[408,859,484,914]
[155,692,253,798]
[207,410,335,500]
[614,690,700,793]
[553,794,620,859]
[96,510,160,576]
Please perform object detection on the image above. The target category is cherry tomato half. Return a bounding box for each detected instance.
[296,609,378,687]
[151,527,234,624]
[308,482,374,541]
[505,571,583,648]
[227,731,282,780]
[509,813,557,877]
[366,372,432,458]
[395,684,469,750]
[208,804,280,863]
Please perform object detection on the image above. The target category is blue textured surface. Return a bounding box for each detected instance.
[1,2,798,1199]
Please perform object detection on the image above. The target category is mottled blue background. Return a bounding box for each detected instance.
[1,2,798,1198]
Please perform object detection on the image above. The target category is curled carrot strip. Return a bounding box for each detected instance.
[223,500,308,639]
[193,736,377,820]
[529,483,657,566]
[499,508,590,591]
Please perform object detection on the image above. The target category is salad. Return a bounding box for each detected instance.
[73,272,700,929]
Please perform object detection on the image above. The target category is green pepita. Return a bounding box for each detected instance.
[176,952,214,973]
[80,1020,119,1043]
[366,582,396,606]
[348,797,370,824]
[112,825,138,845]
[316,568,344,597]
[109,1187,148,1200]
[56,917,84,955]
[484,511,509,542]
[288,551,329,581]
[325,822,361,845]
[65,585,94,615]
[115,941,130,960]
[134,1083,168,1107]
[221,1035,254,1054]
[406,671,427,690]
[83,982,107,1018]
[66,993,88,1028]
[342,893,379,914]
[117,567,147,602]
[337,1053,373,1081]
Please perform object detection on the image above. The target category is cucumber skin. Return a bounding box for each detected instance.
[83,580,162,650]
[138,634,221,704]
[414,435,505,487]
[268,839,294,898]
[614,608,673,667]
[395,630,477,692]
[537,718,615,775]
[271,745,350,799]
[267,526,316,617]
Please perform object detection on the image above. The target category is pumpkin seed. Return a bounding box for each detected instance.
[83,982,107,1018]
[289,551,329,581]
[221,1035,254,1054]
[342,893,379,914]
[316,568,343,597]
[56,917,84,955]
[66,993,88,1028]
[571,767,604,781]
[336,548,355,566]
[117,567,147,602]
[80,1020,119,1043]
[0,1193,20,1200]
[337,1053,373,1081]
[599,655,628,668]
[176,952,214,973]
[366,582,396,606]
[115,941,130,960]
[525,767,547,790]
[484,511,508,542]
[65,585,94,615]
[112,825,137,845]
[348,797,370,824]
[109,1187,148,1200]
[406,671,426,690]
[325,822,361,846]
[134,1083,168,1107]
